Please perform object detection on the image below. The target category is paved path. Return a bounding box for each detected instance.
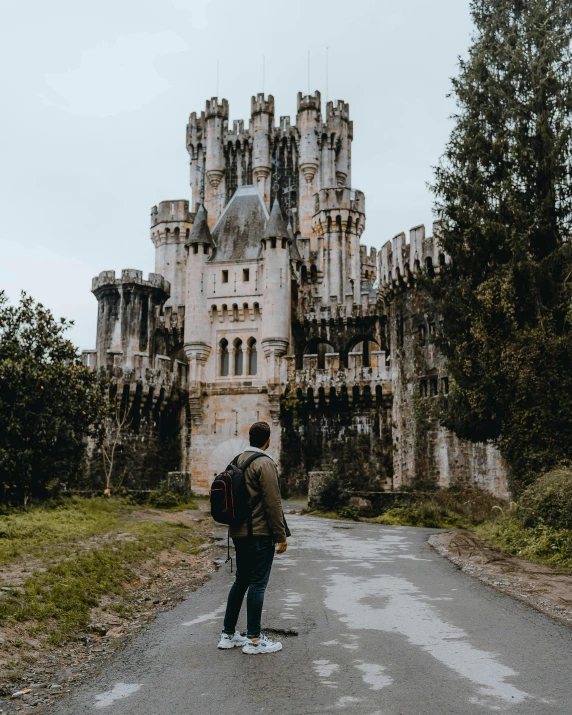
[53,516,572,714]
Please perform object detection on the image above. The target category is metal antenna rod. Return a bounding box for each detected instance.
[308,50,310,95]
[326,46,329,104]
[216,59,219,96]
[263,54,265,93]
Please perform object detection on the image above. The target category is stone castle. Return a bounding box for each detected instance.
[84,91,509,499]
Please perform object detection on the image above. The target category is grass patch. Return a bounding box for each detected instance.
[476,516,572,571]
[372,487,501,529]
[0,497,203,644]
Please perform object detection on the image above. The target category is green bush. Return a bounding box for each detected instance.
[147,490,197,510]
[517,468,572,530]
[337,506,359,521]
[374,486,501,529]
[313,472,342,512]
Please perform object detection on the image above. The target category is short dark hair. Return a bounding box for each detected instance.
[249,421,271,448]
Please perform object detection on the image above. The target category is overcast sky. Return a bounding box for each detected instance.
[0,0,472,349]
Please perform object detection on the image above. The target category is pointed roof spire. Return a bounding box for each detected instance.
[186,204,213,246]
[264,199,290,240]
[287,220,302,261]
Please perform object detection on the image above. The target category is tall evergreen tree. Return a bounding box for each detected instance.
[431,0,572,492]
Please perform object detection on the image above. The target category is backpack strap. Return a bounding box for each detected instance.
[239,452,266,472]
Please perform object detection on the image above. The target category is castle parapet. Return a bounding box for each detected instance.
[378,224,451,294]
[150,199,193,228]
[92,269,170,296]
[205,97,229,119]
[251,93,275,116]
[313,187,365,217]
[297,91,321,113]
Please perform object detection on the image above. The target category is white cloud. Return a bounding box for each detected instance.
[43,32,189,117]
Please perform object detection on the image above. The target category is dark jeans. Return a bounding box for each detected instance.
[223,536,275,639]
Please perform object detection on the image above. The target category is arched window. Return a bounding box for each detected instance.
[234,338,243,376]
[247,338,257,375]
[174,227,180,239]
[220,339,229,376]
[304,339,335,370]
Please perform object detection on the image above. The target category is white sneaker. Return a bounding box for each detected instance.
[242,634,283,654]
[217,631,249,649]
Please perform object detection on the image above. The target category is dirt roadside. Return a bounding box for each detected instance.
[430,530,572,628]
[0,507,223,715]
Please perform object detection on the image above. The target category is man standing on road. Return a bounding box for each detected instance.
[218,421,290,654]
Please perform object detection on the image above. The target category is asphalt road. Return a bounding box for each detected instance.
[53,515,572,715]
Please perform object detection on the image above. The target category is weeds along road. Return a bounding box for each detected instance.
[52,515,572,715]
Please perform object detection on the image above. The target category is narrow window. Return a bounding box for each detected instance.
[442,376,449,394]
[243,268,250,282]
[418,325,427,344]
[248,338,257,375]
[430,377,438,396]
[220,339,229,376]
[362,340,371,368]
[193,244,198,254]
[222,270,229,283]
[420,379,428,397]
[234,338,243,376]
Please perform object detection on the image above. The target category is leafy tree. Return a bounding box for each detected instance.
[0,291,106,503]
[431,0,572,492]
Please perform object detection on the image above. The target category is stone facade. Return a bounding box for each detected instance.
[84,91,509,498]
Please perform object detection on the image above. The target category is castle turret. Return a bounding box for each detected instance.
[186,110,205,213]
[261,201,291,390]
[204,98,228,227]
[324,100,352,188]
[312,187,366,305]
[150,199,193,308]
[183,205,214,398]
[251,94,274,206]
[296,91,321,236]
[92,270,170,371]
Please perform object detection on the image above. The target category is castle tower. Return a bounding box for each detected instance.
[91,270,170,370]
[150,199,193,308]
[324,100,352,188]
[250,93,274,207]
[261,200,291,419]
[183,205,214,415]
[296,91,321,237]
[186,110,205,214]
[312,187,366,305]
[203,98,228,227]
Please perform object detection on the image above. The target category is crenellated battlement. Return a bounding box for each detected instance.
[302,301,378,324]
[186,111,205,152]
[150,199,193,228]
[378,223,450,295]
[297,90,321,113]
[205,97,229,119]
[251,93,275,116]
[92,269,170,296]
[325,99,350,122]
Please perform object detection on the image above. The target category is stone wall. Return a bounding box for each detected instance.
[279,388,393,497]
[186,389,275,494]
[387,286,509,499]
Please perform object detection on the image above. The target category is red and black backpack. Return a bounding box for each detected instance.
[210,452,265,529]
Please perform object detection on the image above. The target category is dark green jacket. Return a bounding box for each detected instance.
[229,450,290,543]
